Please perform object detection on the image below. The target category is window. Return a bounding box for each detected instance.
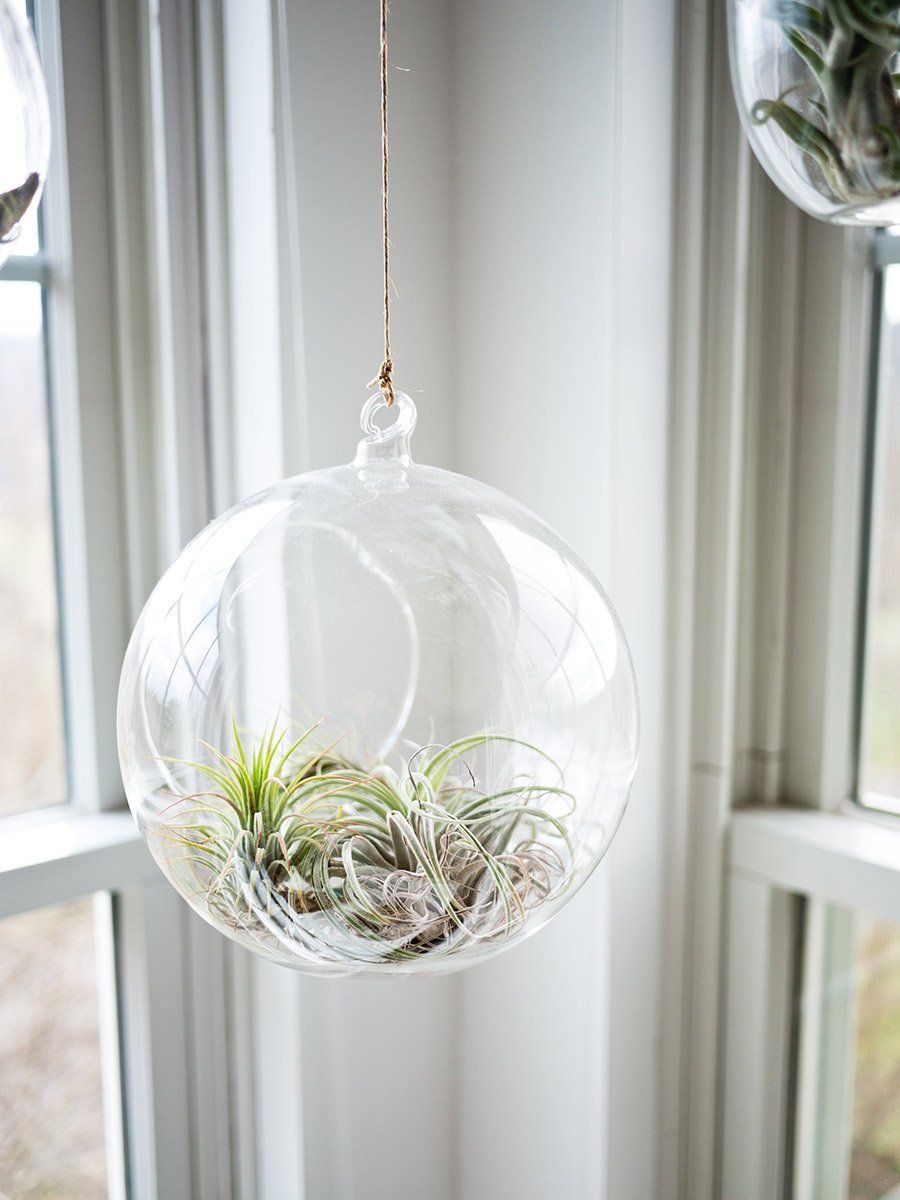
[847,913,900,1198]
[0,898,108,1199]
[672,4,900,1195]
[859,263,900,814]
[0,2,210,1196]
[0,5,120,1194]
[800,906,900,1200]
[0,274,66,819]
[714,215,900,1196]
[789,236,900,1200]
[0,0,64,827]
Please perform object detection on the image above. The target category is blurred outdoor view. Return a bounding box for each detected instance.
[846,260,900,1200]
[0,899,107,1199]
[861,265,900,806]
[0,251,105,1190]
[849,915,900,1200]
[0,279,66,815]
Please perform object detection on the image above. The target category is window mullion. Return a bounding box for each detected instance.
[0,253,52,283]
[94,889,129,1200]
[720,872,798,1199]
[102,2,250,1196]
[113,882,195,1200]
[43,0,131,814]
[783,222,872,810]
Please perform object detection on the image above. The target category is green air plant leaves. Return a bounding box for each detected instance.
[156,721,577,966]
[751,1,900,206]
[0,172,40,242]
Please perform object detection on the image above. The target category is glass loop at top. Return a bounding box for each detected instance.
[354,389,417,466]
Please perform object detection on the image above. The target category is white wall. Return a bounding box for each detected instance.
[278,5,460,1198]
[450,3,618,1197]
[450,3,675,1197]
[281,0,457,476]
[606,4,674,1196]
[233,1,676,1196]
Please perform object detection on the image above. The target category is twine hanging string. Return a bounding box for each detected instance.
[368,0,395,406]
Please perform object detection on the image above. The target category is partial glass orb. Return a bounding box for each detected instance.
[729,0,900,225]
[0,0,49,265]
[118,393,639,976]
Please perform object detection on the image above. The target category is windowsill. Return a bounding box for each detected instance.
[0,252,54,284]
[729,804,900,922]
[0,808,157,919]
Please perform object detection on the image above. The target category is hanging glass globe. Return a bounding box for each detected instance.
[729,0,900,225]
[118,394,639,976]
[0,0,50,265]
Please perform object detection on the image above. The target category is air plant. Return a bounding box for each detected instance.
[155,720,576,967]
[0,171,39,242]
[751,1,900,207]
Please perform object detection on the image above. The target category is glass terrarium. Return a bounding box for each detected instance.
[118,393,639,976]
[729,0,900,225]
[0,0,49,264]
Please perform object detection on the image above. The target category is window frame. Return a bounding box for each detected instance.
[853,235,900,818]
[0,3,249,1198]
[0,0,158,872]
[664,1,900,1198]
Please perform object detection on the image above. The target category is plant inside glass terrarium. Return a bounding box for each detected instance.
[750,1,900,209]
[0,0,49,260]
[157,718,576,967]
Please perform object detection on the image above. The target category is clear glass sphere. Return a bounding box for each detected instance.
[729,0,900,225]
[118,394,639,976]
[0,0,49,264]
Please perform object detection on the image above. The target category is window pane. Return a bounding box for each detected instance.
[0,280,66,814]
[806,907,900,1199]
[0,0,40,256]
[849,915,900,1199]
[0,898,109,1198]
[860,266,900,810]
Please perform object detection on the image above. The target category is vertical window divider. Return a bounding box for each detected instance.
[94,889,129,1200]
[853,254,900,814]
[102,0,245,1195]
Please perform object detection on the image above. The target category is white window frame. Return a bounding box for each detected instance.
[0,3,257,1197]
[665,3,900,1199]
[8,1,897,1196]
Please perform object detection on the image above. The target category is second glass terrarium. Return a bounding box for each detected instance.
[0,0,49,263]
[729,0,900,225]
[118,393,639,977]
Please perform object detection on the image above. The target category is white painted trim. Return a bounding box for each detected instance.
[806,905,857,1200]
[860,789,900,818]
[0,251,52,281]
[251,961,307,1200]
[729,806,900,924]
[870,232,900,269]
[115,882,194,1200]
[103,3,246,1196]
[607,0,675,1192]
[720,875,797,1200]
[220,8,305,1198]
[664,0,877,1189]
[792,896,827,1200]
[0,809,153,918]
[784,223,872,809]
[735,178,802,806]
[103,0,164,618]
[664,0,756,1191]
[658,0,711,1185]
[145,0,210,553]
[44,0,132,812]
[94,890,129,1200]
[194,0,235,514]
[222,0,285,498]
[857,266,892,804]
